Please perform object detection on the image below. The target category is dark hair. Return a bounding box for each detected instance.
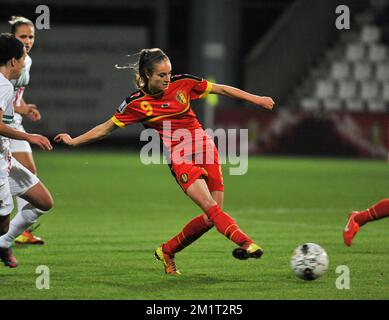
[115,48,169,90]
[9,16,34,34]
[0,33,24,66]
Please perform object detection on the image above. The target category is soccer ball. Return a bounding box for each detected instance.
[290,243,329,281]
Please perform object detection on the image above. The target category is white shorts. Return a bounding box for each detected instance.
[0,179,14,217]
[9,157,39,197]
[0,157,41,217]
[9,124,32,153]
[0,157,40,216]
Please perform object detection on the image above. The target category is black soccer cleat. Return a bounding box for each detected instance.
[232,243,264,260]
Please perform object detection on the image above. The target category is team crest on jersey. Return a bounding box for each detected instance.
[180,173,188,184]
[176,91,187,105]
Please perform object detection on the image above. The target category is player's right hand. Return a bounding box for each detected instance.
[27,134,52,151]
[54,133,73,146]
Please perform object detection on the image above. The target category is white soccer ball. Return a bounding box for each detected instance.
[291,243,329,281]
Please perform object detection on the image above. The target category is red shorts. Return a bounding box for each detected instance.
[169,148,224,192]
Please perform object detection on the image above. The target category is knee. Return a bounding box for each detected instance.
[42,198,53,212]
[38,195,54,212]
[211,191,224,209]
[199,198,218,212]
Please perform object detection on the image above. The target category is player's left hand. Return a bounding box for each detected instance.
[26,104,41,121]
[253,96,275,110]
[262,96,275,110]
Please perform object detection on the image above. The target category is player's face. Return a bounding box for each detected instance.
[11,48,27,79]
[14,24,35,54]
[148,59,172,93]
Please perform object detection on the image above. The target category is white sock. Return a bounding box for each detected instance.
[0,203,45,248]
[16,197,29,216]
[16,197,33,232]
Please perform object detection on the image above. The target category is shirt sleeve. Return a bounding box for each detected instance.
[190,78,213,100]
[0,84,12,112]
[111,99,145,128]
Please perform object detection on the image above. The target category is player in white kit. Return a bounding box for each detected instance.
[9,16,44,244]
[0,33,53,268]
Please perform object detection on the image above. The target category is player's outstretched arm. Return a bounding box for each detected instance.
[54,119,118,147]
[0,111,52,151]
[210,83,275,110]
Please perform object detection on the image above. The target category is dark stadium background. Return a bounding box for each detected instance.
[2,0,389,303]
[1,0,387,157]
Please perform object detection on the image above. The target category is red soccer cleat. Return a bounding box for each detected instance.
[343,211,360,247]
[15,230,44,245]
[0,247,18,268]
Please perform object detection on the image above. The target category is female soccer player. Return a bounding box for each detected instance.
[0,33,53,267]
[54,48,275,275]
[9,16,44,244]
[343,199,389,246]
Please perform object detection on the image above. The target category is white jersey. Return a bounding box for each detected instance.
[10,55,32,127]
[0,72,15,179]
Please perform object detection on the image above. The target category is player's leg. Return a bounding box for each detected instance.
[0,180,18,268]
[155,164,221,275]
[11,140,44,244]
[211,190,224,209]
[12,152,37,174]
[161,192,220,257]
[0,182,52,248]
[344,199,389,246]
[0,215,10,235]
[186,179,263,260]
[156,192,220,275]
[0,158,53,251]
[155,163,208,274]
[20,182,53,211]
[155,190,221,276]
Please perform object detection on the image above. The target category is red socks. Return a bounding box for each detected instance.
[163,214,212,255]
[162,205,253,256]
[354,199,389,226]
[206,205,252,248]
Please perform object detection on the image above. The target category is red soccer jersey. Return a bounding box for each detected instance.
[112,74,214,158]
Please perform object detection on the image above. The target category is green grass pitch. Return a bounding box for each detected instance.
[1,151,389,300]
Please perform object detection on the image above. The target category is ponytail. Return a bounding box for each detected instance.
[115,48,169,90]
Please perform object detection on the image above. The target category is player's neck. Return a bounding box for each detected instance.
[144,86,164,97]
